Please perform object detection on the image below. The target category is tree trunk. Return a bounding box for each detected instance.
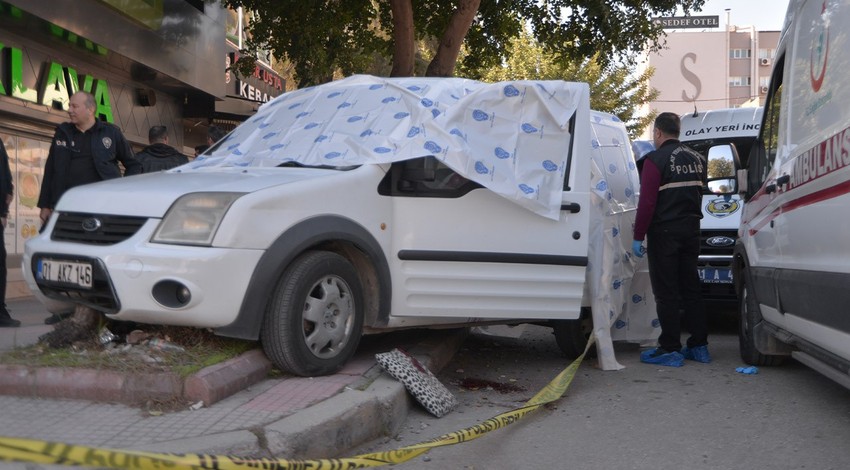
[41,304,104,348]
[389,0,415,77]
[425,0,481,77]
[70,304,102,329]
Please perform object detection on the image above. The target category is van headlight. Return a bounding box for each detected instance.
[151,192,245,246]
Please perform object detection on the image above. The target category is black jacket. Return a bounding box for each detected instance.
[37,120,142,209]
[136,143,189,173]
[644,139,707,226]
[0,139,13,218]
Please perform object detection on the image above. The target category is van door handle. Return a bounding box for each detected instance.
[776,174,790,187]
[560,202,581,213]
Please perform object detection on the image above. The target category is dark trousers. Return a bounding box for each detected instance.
[647,218,707,352]
[0,227,8,319]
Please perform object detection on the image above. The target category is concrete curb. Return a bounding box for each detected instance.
[130,328,469,459]
[185,349,273,406]
[0,348,271,406]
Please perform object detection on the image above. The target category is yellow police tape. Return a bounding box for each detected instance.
[0,336,594,469]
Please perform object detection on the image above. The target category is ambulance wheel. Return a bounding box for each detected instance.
[262,251,364,377]
[739,270,785,366]
[553,307,595,359]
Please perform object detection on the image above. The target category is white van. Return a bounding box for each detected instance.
[24,76,643,376]
[735,0,850,387]
[631,108,762,304]
[679,108,762,302]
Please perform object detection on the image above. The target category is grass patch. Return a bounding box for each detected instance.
[1,324,258,379]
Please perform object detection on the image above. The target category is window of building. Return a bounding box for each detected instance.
[759,76,770,87]
[225,7,273,66]
[729,76,751,86]
[758,48,776,59]
[729,49,752,59]
[225,8,241,47]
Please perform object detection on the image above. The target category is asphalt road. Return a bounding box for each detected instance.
[353,310,850,469]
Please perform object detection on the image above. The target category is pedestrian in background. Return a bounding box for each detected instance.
[0,138,18,327]
[632,112,709,367]
[37,90,142,324]
[207,125,226,147]
[136,125,189,172]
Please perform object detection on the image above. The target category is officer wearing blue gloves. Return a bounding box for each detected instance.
[632,112,709,367]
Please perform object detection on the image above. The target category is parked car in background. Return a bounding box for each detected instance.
[630,107,762,306]
[679,107,762,303]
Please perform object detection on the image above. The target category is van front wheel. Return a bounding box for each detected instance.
[262,251,364,377]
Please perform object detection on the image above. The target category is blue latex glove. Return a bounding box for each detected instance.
[632,240,645,258]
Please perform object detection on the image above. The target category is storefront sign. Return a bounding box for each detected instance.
[226,51,284,104]
[0,44,115,122]
[654,16,720,29]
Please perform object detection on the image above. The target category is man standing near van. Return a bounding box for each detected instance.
[136,125,189,172]
[38,91,142,222]
[632,112,709,367]
[37,90,142,324]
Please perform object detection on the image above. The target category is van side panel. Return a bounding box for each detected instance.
[753,0,850,364]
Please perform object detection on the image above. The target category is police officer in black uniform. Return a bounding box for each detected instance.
[37,90,142,324]
[632,112,710,366]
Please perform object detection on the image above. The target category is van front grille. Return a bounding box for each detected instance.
[51,212,147,245]
[700,229,737,257]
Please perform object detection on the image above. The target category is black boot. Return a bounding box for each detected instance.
[0,308,20,328]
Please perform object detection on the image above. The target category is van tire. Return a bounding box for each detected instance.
[553,307,595,359]
[261,251,364,377]
[739,270,785,366]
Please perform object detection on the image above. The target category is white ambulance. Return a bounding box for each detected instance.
[735,0,850,387]
[679,107,762,302]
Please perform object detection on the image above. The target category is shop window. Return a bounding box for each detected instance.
[0,132,50,255]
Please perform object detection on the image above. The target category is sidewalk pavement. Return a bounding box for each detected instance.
[0,296,469,466]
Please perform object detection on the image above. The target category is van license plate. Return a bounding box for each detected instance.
[698,268,732,284]
[37,259,93,289]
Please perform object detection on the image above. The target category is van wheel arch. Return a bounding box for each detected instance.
[261,250,364,376]
[214,216,391,340]
[738,263,786,366]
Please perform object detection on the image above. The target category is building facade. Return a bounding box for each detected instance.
[644,22,780,135]
[0,0,283,297]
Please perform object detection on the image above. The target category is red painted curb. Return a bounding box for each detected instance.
[184,349,272,406]
[0,349,271,407]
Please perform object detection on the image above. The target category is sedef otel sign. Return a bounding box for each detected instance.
[654,16,720,29]
[0,43,116,122]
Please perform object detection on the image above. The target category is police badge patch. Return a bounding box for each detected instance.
[102,137,112,149]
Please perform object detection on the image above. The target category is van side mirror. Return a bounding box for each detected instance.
[706,144,738,195]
